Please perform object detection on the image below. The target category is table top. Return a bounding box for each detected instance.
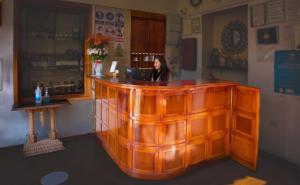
[12,99,71,111]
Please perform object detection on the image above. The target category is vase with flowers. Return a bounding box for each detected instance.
[87,34,110,76]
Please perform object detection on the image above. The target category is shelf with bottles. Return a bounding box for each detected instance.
[207,59,248,71]
[130,52,164,68]
[208,48,248,71]
[25,26,83,40]
[27,80,84,97]
[23,49,83,71]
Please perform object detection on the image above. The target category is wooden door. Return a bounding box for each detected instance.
[231,86,260,170]
[131,17,148,53]
[148,19,166,53]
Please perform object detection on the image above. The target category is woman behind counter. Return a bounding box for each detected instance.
[151,56,170,82]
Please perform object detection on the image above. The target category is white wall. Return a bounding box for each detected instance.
[176,0,300,166]
[248,0,300,166]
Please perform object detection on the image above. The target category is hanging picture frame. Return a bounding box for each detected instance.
[266,0,285,24]
[183,17,192,36]
[191,16,201,34]
[257,26,278,45]
[251,3,266,27]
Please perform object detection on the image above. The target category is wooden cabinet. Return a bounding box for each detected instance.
[148,20,166,53]
[91,76,260,179]
[130,10,166,68]
[14,0,92,104]
[131,18,148,53]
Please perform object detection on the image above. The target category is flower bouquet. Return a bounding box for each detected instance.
[87,34,111,76]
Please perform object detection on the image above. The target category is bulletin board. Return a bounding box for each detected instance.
[182,38,197,70]
[274,50,300,96]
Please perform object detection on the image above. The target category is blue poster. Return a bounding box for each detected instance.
[274,50,300,96]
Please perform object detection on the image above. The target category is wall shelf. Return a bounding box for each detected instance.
[207,65,247,71]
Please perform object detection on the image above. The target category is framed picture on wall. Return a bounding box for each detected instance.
[183,18,192,36]
[266,0,285,24]
[191,17,201,34]
[251,3,266,27]
[257,26,278,44]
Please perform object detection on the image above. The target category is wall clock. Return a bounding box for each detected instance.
[190,0,202,7]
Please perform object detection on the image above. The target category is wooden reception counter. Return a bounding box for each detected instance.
[90,76,260,180]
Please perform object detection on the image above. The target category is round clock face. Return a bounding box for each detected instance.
[190,0,202,6]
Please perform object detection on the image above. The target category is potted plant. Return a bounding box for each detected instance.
[87,34,111,76]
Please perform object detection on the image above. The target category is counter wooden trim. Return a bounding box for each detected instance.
[89,76,239,90]
[92,77,260,179]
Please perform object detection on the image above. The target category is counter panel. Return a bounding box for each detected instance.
[91,76,260,179]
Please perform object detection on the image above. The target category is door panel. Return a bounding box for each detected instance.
[148,19,166,53]
[131,18,148,53]
[231,86,260,170]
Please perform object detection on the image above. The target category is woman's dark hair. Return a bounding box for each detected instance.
[153,56,170,81]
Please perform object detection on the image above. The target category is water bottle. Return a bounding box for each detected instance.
[44,88,50,104]
[35,84,42,104]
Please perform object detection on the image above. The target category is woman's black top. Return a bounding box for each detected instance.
[151,69,169,82]
[152,70,161,82]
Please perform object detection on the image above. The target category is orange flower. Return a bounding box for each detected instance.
[94,38,103,45]
[87,34,112,47]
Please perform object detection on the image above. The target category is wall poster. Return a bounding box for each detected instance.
[94,6,125,57]
[275,50,300,96]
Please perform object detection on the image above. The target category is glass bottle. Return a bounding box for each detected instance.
[44,88,50,104]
